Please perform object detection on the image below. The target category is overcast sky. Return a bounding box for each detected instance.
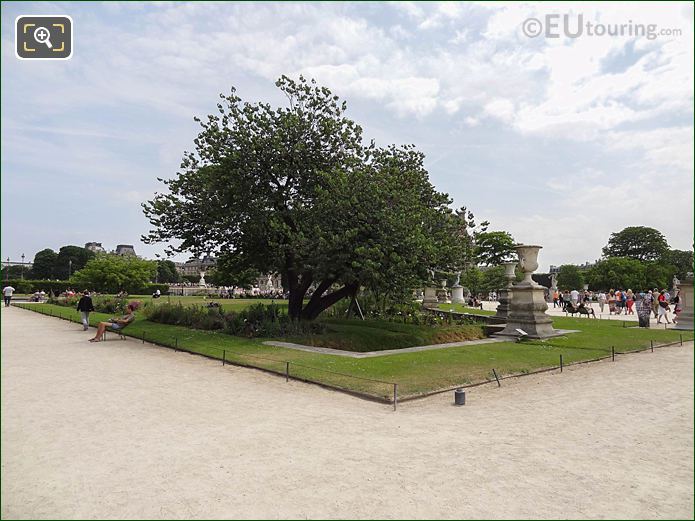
[2,1,693,271]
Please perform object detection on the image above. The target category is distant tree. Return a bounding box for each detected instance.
[207,254,260,290]
[602,226,669,262]
[156,260,181,283]
[56,246,95,279]
[479,265,508,293]
[659,249,694,279]
[70,254,156,293]
[586,257,645,290]
[643,262,675,291]
[557,264,585,290]
[32,248,59,279]
[1,265,29,279]
[474,231,516,266]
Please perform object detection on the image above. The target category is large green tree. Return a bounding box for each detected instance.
[474,231,515,266]
[586,257,646,290]
[56,245,95,279]
[602,226,669,262]
[557,264,585,290]
[143,76,464,320]
[32,248,58,279]
[659,249,694,279]
[156,259,181,283]
[70,254,156,293]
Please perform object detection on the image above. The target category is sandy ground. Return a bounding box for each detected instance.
[2,306,693,520]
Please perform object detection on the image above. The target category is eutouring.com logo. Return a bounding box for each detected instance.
[522,14,682,40]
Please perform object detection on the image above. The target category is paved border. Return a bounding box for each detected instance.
[263,336,514,358]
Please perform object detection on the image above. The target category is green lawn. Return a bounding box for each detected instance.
[14,303,693,402]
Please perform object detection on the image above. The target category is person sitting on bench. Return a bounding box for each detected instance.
[89,302,139,342]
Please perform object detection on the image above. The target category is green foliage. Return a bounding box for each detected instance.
[145,302,324,337]
[48,294,131,314]
[70,254,157,293]
[586,257,645,290]
[602,226,669,261]
[659,249,694,279]
[32,248,58,278]
[207,255,259,289]
[156,260,181,283]
[143,76,470,320]
[475,231,516,266]
[480,265,509,292]
[557,264,585,290]
[56,245,95,279]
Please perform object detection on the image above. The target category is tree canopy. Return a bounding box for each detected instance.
[156,259,181,283]
[557,264,585,291]
[143,76,467,320]
[32,248,59,279]
[474,231,515,266]
[602,226,669,262]
[70,254,156,293]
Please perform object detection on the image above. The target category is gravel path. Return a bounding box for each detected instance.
[2,306,693,519]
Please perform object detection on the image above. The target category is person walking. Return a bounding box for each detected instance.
[597,291,607,313]
[76,290,95,331]
[2,285,16,307]
[656,289,671,325]
[651,287,660,318]
[626,289,634,315]
[570,288,579,306]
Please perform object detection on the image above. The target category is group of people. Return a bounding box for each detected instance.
[551,287,681,327]
[75,290,140,341]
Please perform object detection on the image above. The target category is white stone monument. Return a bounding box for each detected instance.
[451,271,465,304]
[422,286,438,308]
[495,245,560,339]
[674,274,693,331]
[494,262,517,320]
[198,271,206,287]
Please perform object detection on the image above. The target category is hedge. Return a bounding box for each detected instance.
[2,279,169,295]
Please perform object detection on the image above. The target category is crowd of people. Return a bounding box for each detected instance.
[550,287,682,327]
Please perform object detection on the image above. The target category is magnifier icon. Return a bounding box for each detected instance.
[33,26,53,49]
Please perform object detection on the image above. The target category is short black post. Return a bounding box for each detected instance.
[611,346,615,361]
[142,331,146,344]
[222,350,226,366]
[664,323,667,330]
[492,368,501,387]
[285,361,290,382]
[651,340,654,352]
[680,334,683,346]
[623,321,626,328]
[560,354,563,373]
[393,383,398,411]
[175,337,178,351]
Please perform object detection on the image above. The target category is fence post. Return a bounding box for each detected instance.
[142,331,146,344]
[622,321,626,328]
[285,361,290,382]
[175,337,178,351]
[393,383,398,411]
[222,350,226,366]
[560,354,563,373]
[611,346,615,361]
[680,334,683,346]
[492,368,501,387]
[650,340,654,352]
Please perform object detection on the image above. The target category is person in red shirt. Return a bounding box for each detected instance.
[656,290,671,325]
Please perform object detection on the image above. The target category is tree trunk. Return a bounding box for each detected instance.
[287,271,313,321]
[301,282,358,321]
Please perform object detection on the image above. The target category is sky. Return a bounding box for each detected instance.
[1,1,693,271]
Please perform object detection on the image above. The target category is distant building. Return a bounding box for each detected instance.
[85,242,106,253]
[549,265,560,274]
[178,255,217,276]
[115,244,136,256]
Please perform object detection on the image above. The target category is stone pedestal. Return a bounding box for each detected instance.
[674,275,693,331]
[496,245,561,339]
[495,262,517,320]
[451,285,465,304]
[422,286,438,308]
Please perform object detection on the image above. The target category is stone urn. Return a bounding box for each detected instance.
[503,261,517,288]
[422,286,438,308]
[494,261,518,320]
[516,245,542,285]
[495,244,560,339]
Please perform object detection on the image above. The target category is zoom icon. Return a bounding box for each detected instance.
[16,15,72,60]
